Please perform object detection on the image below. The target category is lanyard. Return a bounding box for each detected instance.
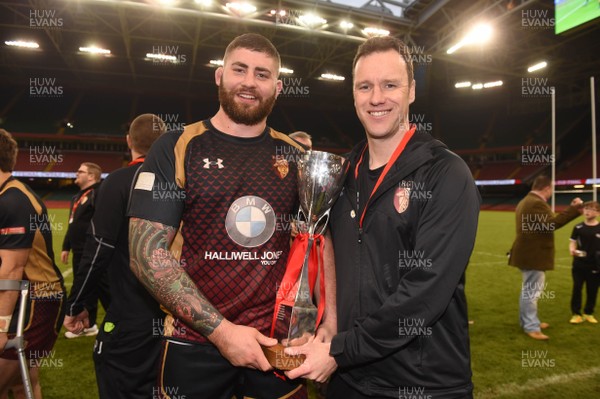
[128,156,145,166]
[355,126,416,228]
[69,187,93,224]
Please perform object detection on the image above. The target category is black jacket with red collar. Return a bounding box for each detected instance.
[329,130,481,398]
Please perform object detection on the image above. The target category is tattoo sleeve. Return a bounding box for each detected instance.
[129,217,223,336]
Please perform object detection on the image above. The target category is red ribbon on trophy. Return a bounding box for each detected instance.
[270,232,326,339]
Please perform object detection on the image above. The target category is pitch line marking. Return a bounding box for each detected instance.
[476,367,600,398]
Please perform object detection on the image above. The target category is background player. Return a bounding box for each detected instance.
[0,128,66,399]
[63,114,167,398]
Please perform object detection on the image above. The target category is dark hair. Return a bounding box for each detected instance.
[0,129,18,173]
[352,36,414,86]
[129,114,167,155]
[532,175,551,191]
[223,33,281,74]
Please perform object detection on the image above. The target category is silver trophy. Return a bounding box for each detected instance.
[265,150,348,369]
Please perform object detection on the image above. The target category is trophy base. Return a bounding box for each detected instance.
[262,343,305,371]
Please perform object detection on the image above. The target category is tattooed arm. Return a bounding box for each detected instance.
[129,217,276,370]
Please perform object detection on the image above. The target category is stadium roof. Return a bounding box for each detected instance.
[0,0,598,135]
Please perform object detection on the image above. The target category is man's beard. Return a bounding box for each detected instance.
[218,82,277,126]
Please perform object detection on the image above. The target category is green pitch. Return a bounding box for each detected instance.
[34,209,600,398]
[556,0,600,34]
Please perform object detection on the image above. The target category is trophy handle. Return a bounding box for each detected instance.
[314,210,330,236]
[297,208,305,223]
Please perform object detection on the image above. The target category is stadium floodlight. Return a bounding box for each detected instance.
[447,23,493,54]
[483,80,503,88]
[340,20,354,30]
[5,40,39,49]
[362,27,390,37]
[320,73,345,81]
[79,46,111,55]
[465,23,492,44]
[280,67,294,74]
[209,59,224,66]
[269,9,286,17]
[225,2,257,16]
[527,61,547,73]
[472,83,484,90]
[455,81,472,88]
[298,13,327,27]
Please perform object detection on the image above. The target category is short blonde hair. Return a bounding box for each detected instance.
[82,162,102,182]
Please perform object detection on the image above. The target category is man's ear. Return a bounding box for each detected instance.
[275,79,283,98]
[215,67,223,86]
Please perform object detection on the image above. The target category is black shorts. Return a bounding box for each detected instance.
[93,318,163,399]
[158,339,307,399]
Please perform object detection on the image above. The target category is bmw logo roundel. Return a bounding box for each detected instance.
[226,196,276,248]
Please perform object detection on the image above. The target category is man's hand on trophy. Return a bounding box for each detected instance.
[208,319,276,371]
[284,332,313,347]
[284,341,337,383]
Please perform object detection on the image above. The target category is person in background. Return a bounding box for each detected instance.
[289,131,312,150]
[63,114,167,398]
[568,200,600,324]
[0,128,66,399]
[61,162,109,338]
[509,175,583,340]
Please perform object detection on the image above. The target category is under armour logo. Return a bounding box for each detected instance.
[203,158,224,169]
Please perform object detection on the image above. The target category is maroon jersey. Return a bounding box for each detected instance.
[129,120,304,343]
